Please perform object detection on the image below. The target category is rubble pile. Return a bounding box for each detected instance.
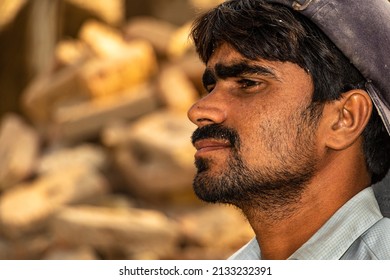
[0,2,253,260]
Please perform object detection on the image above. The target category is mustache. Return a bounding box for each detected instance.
[191,123,240,149]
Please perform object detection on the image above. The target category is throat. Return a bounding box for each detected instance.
[241,202,314,260]
[236,188,320,260]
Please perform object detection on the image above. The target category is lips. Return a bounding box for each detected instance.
[194,139,231,157]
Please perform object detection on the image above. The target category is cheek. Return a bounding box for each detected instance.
[235,112,280,158]
[237,106,305,162]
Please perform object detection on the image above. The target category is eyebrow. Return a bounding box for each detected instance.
[202,62,279,88]
[215,62,277,79]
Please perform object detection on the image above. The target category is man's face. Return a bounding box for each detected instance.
[188,43,322,212]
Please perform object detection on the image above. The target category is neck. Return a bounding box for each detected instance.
[239,147,371,260]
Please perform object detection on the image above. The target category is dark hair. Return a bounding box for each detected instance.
[190,0,390,183]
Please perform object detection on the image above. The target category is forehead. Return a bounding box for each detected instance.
[207,43,249,67]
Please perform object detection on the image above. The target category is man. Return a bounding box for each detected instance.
[187,0,390,259]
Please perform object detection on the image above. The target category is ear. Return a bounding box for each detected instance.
[323,90,372,150]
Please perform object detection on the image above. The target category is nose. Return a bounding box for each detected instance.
[187,91,227,127]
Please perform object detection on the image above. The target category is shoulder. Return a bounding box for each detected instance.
[343,217,390,260]
[363,217,390,244]
[363,217,390,259]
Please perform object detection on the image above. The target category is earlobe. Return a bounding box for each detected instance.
[325,90,372,150]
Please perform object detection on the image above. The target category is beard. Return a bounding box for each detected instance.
[191,103,322,214]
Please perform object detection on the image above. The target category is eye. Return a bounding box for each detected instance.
[202,69,216,93]
[205,83,215,93]
[238,79,261,89]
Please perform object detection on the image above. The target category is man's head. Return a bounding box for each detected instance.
[188,0,390,209]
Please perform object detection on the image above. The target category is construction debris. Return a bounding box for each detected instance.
[0,1,254,260]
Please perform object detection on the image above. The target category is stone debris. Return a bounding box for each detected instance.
[0,113,40,191]
[64,0,124,26]
[124,16,177,57]
[0,233,54,260]
[0,0,27,32]
[49,83,159,143]
[172,205,254,260]
[178,205,254,249]
[0,0,254,260]
[0,165,109,238]
[51,206,180,260]
[189,0,225,10]
[166,21,194,59]
[105,110,197,201]
[43,245,98,260]
[54,39,91,68]
[22,19,159,144]
[37,144,108,175]
[157,65,199,113]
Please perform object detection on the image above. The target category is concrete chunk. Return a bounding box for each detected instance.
[0,114,40,191]
[43,246,98,260]
[51,206,179,259]
[167,22,193,59]
[65,0,124,26]
[157,65,199,113]
[21,63,89,123]
[124,16,176,56]
[0,166,109,238]
[104,110,196,200]
[37,144,108,175]
[78,44,157,98]
[0,233,54,260]
[177,205,254,250]
[48,84,158,143]
[54,39,91,68]
[23,21,158,125]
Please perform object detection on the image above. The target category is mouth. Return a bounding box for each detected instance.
[194,139,232,157]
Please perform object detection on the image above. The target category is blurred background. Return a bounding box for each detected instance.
[0,0,253,260]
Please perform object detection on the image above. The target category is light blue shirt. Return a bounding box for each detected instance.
[229,187,390,260]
